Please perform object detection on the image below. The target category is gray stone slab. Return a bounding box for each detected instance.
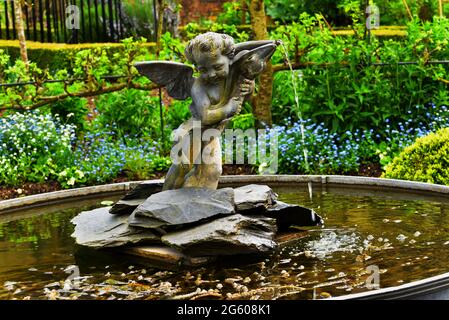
[109,181,164,215]
[234,184,278,211]
[71,207,159,248]
[161,214,277,256]
[130,187,235,229]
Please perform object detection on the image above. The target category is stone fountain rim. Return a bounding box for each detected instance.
[2,175,449,214]
[2,174,449,300]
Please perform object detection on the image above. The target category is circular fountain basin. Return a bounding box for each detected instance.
[1,175,449,300]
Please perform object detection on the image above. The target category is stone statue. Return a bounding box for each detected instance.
[71,33,323,262]
[135,32,280,190]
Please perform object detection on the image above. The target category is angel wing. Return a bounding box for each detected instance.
[134,61,194,100]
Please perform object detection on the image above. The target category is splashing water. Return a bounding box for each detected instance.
[279,42,310,171]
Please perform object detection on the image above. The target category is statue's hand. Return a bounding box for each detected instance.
[240,79,255,96]
[228,96,244,117]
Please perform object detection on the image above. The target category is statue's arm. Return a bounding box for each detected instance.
[192,85,242,126]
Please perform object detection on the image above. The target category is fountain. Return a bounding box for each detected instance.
[2,33,449,300]
[69,32,322,264]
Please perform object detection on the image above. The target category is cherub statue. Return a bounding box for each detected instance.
[135,32,279,191]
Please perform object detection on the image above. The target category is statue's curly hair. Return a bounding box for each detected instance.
[185,32,235,64]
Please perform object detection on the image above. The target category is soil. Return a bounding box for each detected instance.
[358,162,383,178]
[0,181,62,201]
[0,164,380,201]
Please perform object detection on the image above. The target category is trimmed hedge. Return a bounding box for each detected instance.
[384,128,449,185]
[0,40,156,71]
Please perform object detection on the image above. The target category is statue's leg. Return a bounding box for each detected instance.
[183,135,222,190]
[162,163,189,190]
[162,120,195,191]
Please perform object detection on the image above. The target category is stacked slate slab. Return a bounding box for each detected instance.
[71,184,323,258]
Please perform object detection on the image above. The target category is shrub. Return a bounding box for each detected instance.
[270,16,449,134]
[93,89,162,139]
[0,40,156,71]
[383,128,449,185]
[43,96,88,133]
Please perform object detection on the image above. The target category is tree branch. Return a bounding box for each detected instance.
[0,82,159,112]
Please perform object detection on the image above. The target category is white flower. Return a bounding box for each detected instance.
[67,177,76,186]
[75,170,84,178]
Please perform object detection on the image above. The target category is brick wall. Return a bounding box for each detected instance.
[179,0,230,24]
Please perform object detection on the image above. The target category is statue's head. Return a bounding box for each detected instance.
[185,32,235,84]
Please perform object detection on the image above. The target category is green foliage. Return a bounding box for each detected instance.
[165,99,192,130]
[93,89,161,139]
[124,154,172,180]
[384,128,449,185]
[0,37,190,188]
[265,0,449,26]
[46,97,88,133]
[41,80,89,132]
[266,0,349,25]
[270,15,449,134]
[121,0,156,40]
[0,41,155,71]
[229,103,256,130]
[182,22,250,43]
[0,109,172,188]
[216,1,249,25]
[3,9,449,188]
[0,112,75,185]
[0,37,154,113]
[159,32,188,62]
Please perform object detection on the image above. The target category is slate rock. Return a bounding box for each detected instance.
[71,207,159,248]
[109,181,163,215]
[264,201,323,231]
[161,214,277,256]
[129,187,235,229]
[234,184,278,212]
[127,212,168,235]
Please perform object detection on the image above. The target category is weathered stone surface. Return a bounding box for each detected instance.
[71,207,159,248]
[264,201,323,230]
[129,187,235,229]
[161,214,277,256]
[127,212,167,234]
[234,184,277,211]
[109,181,163,215]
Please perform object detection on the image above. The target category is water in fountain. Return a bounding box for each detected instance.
[308,182,313,201]
[279,43,310,172]
[3,185,449,299]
